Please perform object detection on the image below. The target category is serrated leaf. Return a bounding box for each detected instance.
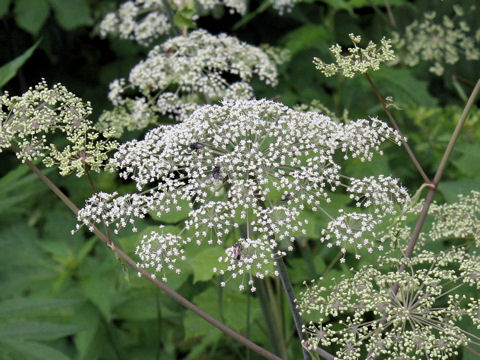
[173,8,196,29]
[0,338,70,360]
[189,247,225,283]
[14,0,49,35]
[0,39,40,88]
[48,0,92,30]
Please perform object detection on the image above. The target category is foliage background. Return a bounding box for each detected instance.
[0,0,479,359]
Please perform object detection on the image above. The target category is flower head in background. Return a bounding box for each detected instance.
[0,81,117,177]
[392,8,480,75]
[299,248,480,360]
[415,190,480,247]
[79,99,407,289]
[99,0,298,46]
[99,0,171,46]
[98,30,280,137]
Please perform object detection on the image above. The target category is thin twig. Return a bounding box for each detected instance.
[384,0,397,28]
[401,78,480,261]
[365,73,432,185]
[17,155,282,360]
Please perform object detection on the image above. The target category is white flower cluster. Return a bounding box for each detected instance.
[98,29,279,137]
[99,0,298,46]
[393,8,480,75]
[79,99,407,289]
[136,227,187,281]
[99,0,171,46]
[299,248,480,360]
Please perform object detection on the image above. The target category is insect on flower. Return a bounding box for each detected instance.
[212,165,221,180]
[189,142,204,150]
[233,242,243,260]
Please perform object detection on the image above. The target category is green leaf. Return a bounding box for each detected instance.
[0,321,83,341]
[189,247,225,283]
[173,8,196,29]
[280,24,330,57]
[183,286,260,339]
[48,0,92,30]
[0,0,11,18]
[370,68,437,108]
[80,273,117,320]
[0,192,39,215]
[437,180,480,203]
[113,292,160,321]
[453,143,480,178]
[14,0,50,35]
[288,252,326,284]
[0,298,81,318]
[0,339,70,360]
[72,304,101,360]
[0,40,41,88]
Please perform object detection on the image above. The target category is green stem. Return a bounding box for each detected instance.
[276,258,313,360]
[402,78,480,261]
[365,73,432,185]
[253,278,289,359]
[365,79,480,360]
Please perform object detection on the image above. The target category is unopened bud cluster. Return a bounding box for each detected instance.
[314,34,395,78]
[0,81,117,177]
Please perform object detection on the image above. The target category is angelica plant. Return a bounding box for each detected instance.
[78,98,408,289]
[98,29,280,137]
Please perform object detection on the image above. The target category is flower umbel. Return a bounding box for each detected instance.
[393,9,480,75]
[299,249,480,360]
[79,99,407,289]
[99,0,171,46]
